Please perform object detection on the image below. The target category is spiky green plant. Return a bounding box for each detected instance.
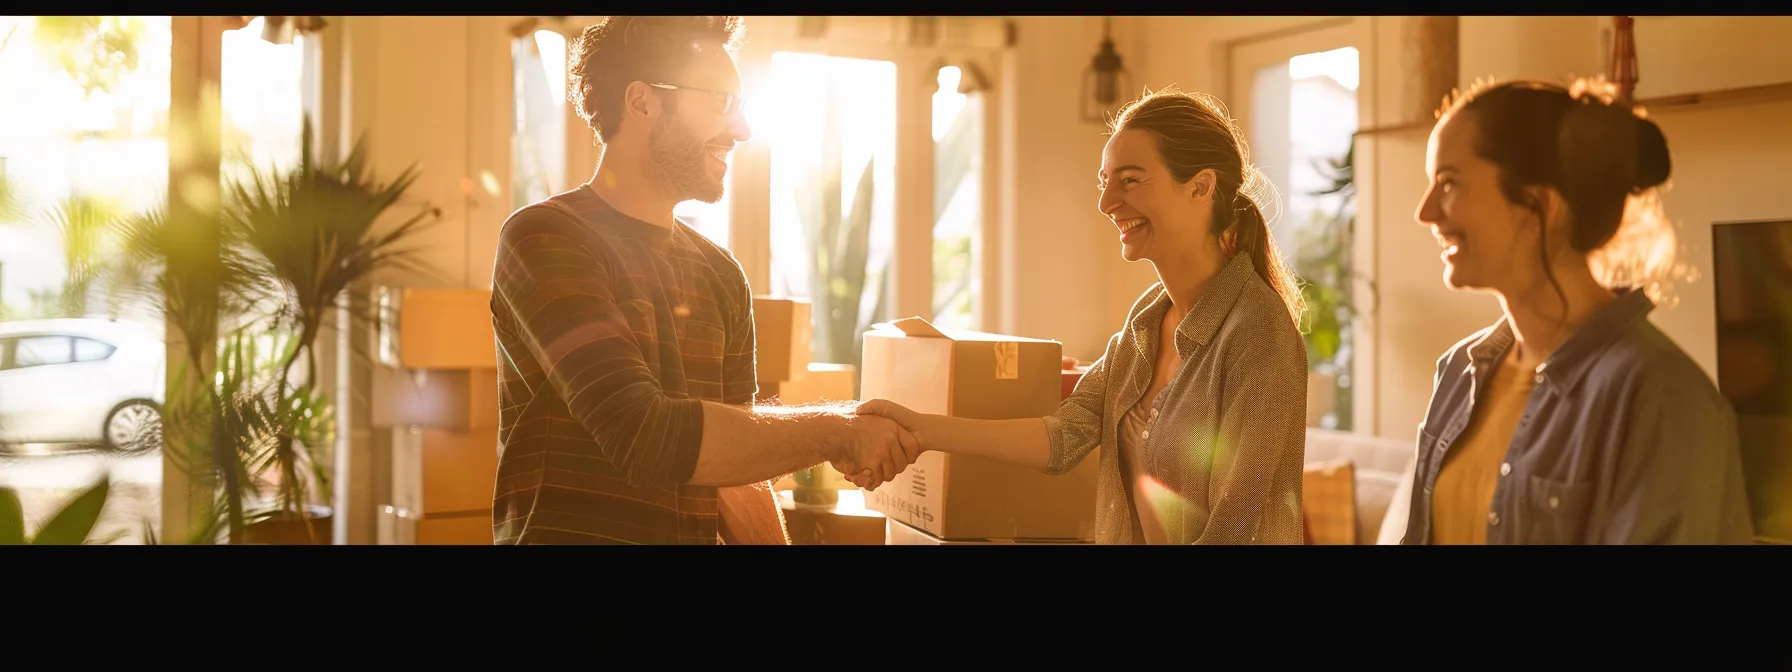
[794,72,884,370]
[226,116,441,392]
[1294,145,1378,368]
[0,474,112,545]
[110,114,438,543]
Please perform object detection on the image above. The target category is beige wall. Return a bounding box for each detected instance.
[1129,15,1792,440]
[998,17,1144,361]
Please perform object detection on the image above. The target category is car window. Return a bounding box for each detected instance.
[74,337,117,362]
[13,336,75,368]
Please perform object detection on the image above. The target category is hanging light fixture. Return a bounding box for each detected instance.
[261,15,296,45]
[1081,17,1132,124]
[1608,16,1639,103]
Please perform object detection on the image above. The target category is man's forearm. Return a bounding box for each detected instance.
[912,415,1052,472]
[686,402,852,487]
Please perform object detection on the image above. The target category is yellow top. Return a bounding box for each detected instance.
[1430,349,1535,545]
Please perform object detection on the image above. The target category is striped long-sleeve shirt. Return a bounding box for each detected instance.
[489,185,758,544]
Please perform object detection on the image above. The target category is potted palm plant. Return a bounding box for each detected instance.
[112,116,440,544]
[223,118,440,543]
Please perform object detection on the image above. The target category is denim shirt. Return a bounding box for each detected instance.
[1402,289,1756,545]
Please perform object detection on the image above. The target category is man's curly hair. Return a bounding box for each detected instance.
[567,16,745,144]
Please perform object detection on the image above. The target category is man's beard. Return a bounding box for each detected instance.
[644,116,729,204]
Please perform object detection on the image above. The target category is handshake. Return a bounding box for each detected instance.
[829,399,922,491]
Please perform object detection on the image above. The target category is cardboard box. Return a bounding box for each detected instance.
[885,519,1091,545]
[371,367,498,430]
[379,286,498,370]
[390,425,500,516]
[778,491,887,545]
[416,512,493,545]
[775,363,857,406]
[752,297,812,383]
[859,317,1099,541]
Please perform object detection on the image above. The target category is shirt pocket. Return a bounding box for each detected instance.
[1520,474,1593,545]
[678,319,728,363]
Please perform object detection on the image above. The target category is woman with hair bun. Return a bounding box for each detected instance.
[1404,77,1755,545]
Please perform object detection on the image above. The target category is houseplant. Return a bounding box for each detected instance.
[113,116,440,544]
[1292,145,1378,430]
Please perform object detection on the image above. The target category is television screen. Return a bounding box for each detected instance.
[1711,219,1792,544]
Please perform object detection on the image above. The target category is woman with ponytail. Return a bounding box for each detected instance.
[1404,77,1754,544]
[855,89,1310,544]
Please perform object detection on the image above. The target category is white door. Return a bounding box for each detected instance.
[1227,20,1369,433]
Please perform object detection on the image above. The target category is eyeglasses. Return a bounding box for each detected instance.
[646,81,747,117]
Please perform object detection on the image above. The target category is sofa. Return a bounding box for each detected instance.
[1302,427,1418,545]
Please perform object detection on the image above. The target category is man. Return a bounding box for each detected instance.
[489,15,917,545]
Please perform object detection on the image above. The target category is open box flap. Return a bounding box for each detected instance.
[871,317,951,339]
[870,316,1060,344]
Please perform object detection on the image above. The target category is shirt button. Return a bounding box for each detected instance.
[1141,430,1150,440]
[1149,408,1158,418]
[1500,462,1511,476]
[1534,372,1546,384]
[1548,496,1560,509]
[1488,512,1501,526]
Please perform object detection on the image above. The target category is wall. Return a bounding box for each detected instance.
[999,16,1145,361]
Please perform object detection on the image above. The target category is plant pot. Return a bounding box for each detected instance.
[242,504,334,545]
[790,466,845,507]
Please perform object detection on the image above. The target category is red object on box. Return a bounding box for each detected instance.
[1061,367,1090,400]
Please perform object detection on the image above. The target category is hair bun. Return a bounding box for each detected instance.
[1633,116,1671,191]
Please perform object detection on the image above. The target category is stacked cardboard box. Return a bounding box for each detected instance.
[375,286,500,545]
[858,317,1100,542]
[751,297,812,400]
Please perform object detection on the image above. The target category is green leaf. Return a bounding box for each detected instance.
[0,487,26,545]
[30,476,111,545]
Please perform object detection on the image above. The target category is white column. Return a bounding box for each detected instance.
[161,15,227,544]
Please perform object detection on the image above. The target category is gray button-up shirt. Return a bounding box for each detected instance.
[1042,254,1308,545]
[1402,289,1756,545]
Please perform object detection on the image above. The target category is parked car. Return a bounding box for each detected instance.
[0,318,165,452]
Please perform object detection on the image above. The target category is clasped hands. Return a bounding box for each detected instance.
[829,399,924,491]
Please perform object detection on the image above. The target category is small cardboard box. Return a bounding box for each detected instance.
[859,317,1099,541]
[416,513,493,545]
[371,367,498,430]
[380,286,498,371]
[778,491,886,545]
[390,425,500,516]
[775,363,857,406]
[752,297,812,383]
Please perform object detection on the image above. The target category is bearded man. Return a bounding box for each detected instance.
[488,16,917,545]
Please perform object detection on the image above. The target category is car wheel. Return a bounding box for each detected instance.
[103,399,163,454]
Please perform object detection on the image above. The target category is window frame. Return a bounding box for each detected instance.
[538,17,1009,331]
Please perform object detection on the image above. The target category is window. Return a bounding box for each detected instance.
[511,29,567,212]
[0,16,172,325]
[1233,33,1363,432]
[14,335,73,368]
[74,336,114,361]
[931,64,985,332]
[761,51,897,366]
[221,18,305,191]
